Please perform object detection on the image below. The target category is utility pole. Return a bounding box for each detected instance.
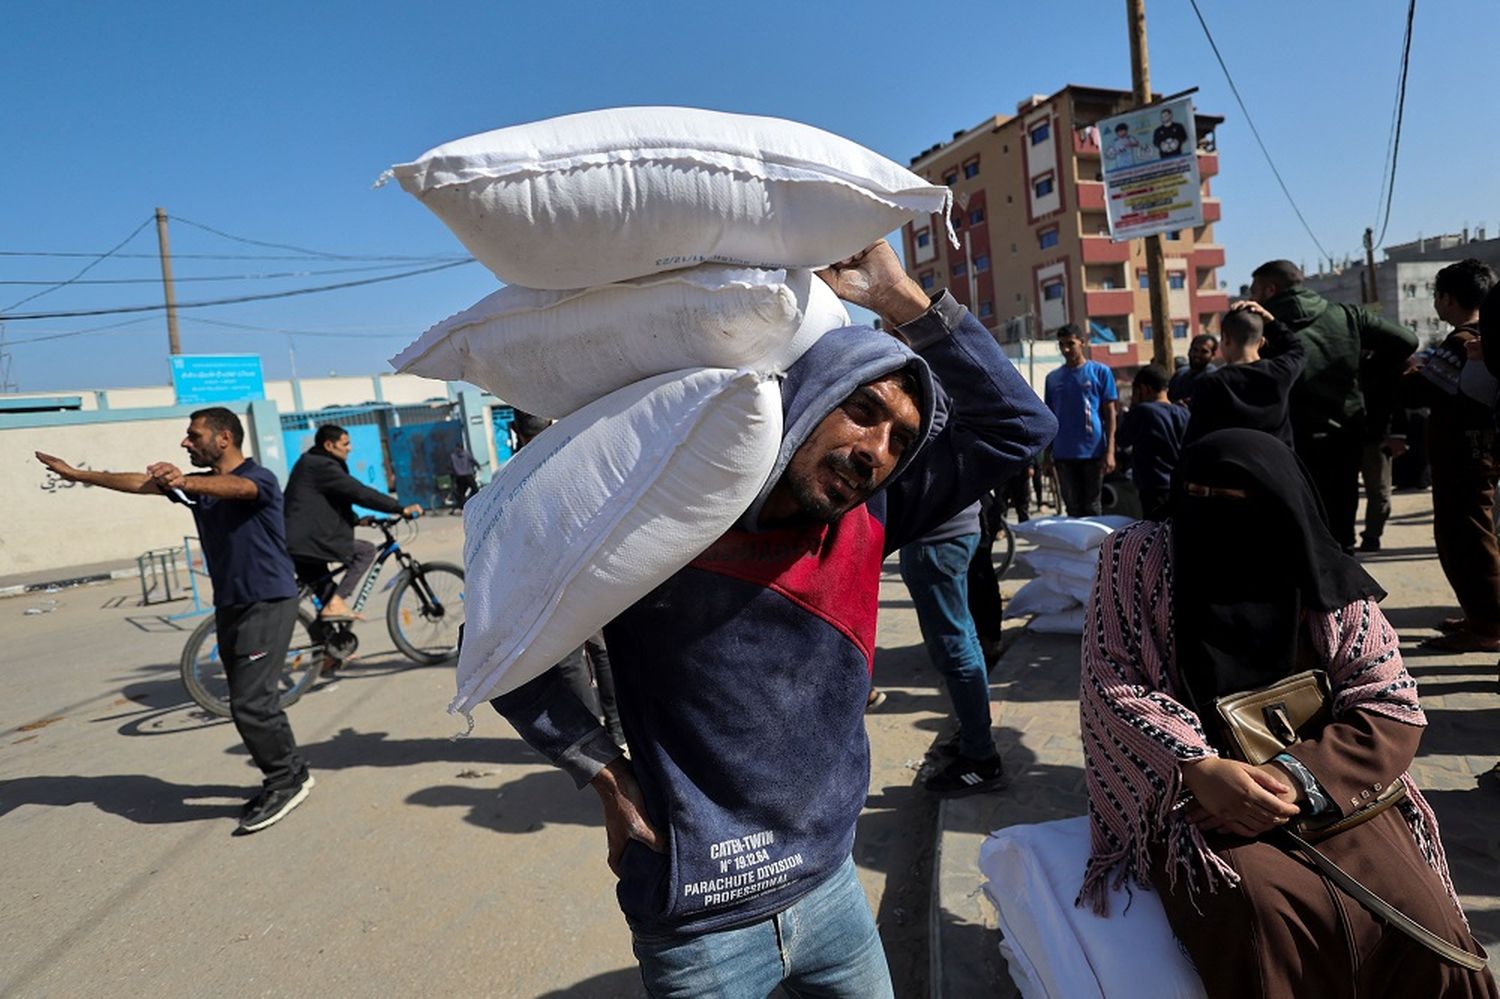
[1362,227,1380,306]
[1127,0,1174,369]
[154,207,182,355]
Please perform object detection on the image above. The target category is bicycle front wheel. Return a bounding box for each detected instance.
[387,562,466,666]
[994,520,1017,579]
[179,608,326,718]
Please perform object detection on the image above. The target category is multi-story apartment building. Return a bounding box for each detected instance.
[902,85,1228,372]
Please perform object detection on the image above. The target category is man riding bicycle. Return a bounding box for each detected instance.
[283,425,421,622]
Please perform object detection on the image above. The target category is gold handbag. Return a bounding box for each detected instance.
[1212,669,1406,840]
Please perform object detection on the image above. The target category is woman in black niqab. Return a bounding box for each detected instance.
[1170,429,1386,729]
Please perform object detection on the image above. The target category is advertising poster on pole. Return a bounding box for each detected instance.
[1099,95,1203,241]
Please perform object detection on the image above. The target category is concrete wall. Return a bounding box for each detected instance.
[1,404,262,577]
[3,373,451,415]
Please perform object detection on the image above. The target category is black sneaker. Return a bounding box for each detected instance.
[924,755,1006,797]
[238,773,315,834]
[240,788,267,820]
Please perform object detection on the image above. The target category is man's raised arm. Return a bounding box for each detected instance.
[35,452,163,495]
[820,242,1056,551]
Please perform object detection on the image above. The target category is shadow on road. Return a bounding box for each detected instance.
[406,769,599,834]
[535,967,646,998]
[0,774,244,823]
[298,727,543,770]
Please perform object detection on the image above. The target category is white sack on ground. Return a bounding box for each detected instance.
[1027,607,1087,635]
[1011,515,1134,553]
[979,817,1206,999]
[1018,547,1099,585]
[390,106,952,289]
[1004,577,1082,619]
[452,367,782,714]
[390,268,848,419]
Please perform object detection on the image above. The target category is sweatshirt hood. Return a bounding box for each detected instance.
[740,324,935,531]
[1268,286,1329,328]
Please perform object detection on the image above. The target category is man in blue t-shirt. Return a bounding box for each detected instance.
[36,407,312,834]
[1043,324,1118,516]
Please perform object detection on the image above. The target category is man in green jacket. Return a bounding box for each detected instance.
[1250,259,1418,551]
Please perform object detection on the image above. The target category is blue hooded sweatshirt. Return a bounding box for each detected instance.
[492,291,1056,937]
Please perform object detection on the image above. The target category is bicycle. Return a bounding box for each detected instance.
[179,515,465,718]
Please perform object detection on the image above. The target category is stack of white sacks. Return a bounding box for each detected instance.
[384,107,953,715]
[1002,516,1134,635]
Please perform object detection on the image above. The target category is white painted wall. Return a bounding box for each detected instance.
[2,372,450,415]
[1,406,259,577]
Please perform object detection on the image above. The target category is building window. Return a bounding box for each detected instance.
[1138,271,1150,290]
[1168,273,1186,290]
[1172,321,1189,338]
[1166,230,1182,241]
[1034,175,1054,198]
[951,210,964,230]
[1030,121,1051,145]
[1142,322,1153,338]
[979,300,994,318]
[943,169,959,186]
[1042,279,1064,301]
[968,207,985,225]
[915,229,931,249]
[1006,194,1014,203]
[919,271,935,291]
[1403,283,1417,298]
[974,254,990,272]
[952,262,968,278]
[963,157,980,179]
[1038,227,1059,250]
[1011,243,1018,253]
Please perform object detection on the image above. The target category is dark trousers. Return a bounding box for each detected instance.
[453,473,479,507]
[293,539,377,607]
[1055,458,1104,517]
[1360,442,1393,542]
[1295,426,1363,550]
[1138,486,1168,521]
[216,598,305,790]
[967,496,1004,645]
[556,632,625,748]
[1429,416,1500,632]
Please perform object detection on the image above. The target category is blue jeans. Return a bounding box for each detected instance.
[899,534,997,760]
[631,856,893,998]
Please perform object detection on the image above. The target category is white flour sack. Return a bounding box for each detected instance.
[389,267,848,419]
[389,106,953,289]
[452,367,783,714]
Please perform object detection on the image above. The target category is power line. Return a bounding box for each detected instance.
[1186,0,1333,262]
[1374,0,1417,248]
[3,217,154,313]
[167,214,461,262]
[3,316,159,347]
[0,250,468,262]
[187,317,413,339]
[0,259,477,321]
[0,261,451,285]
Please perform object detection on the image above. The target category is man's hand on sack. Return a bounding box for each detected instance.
[591,756,666,875]
[1181,756,1302,838]
[817,240,932,329]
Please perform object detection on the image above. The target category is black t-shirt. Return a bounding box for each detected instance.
[173,459,299,607]
[1153,122,1188,157]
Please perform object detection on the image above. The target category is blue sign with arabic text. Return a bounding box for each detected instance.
[170,354,266,405]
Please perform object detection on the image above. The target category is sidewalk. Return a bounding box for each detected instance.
[930,490,1500,996]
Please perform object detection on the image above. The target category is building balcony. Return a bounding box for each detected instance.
[1084,288,1136,315]
[1074,127,1102,157]
[1198,152,1219,178]
[1202,197,1221,223]
[1081,236,1133,264]
[1190,244,1226,270]
[1077,180,1105,212]
[1195,291,1230,314]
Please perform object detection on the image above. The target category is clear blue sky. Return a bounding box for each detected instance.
[4,1,1494,392]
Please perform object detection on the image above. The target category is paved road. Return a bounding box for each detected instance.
[0,516,956,997]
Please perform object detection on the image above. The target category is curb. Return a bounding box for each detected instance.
[928,796,948,999]
[0,567,137,600]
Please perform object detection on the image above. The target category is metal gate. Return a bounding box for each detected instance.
[388,420,464,510]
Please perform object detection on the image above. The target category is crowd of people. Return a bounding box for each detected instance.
[27,244,1500,996]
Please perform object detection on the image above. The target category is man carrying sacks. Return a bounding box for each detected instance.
[491,241,1056,996]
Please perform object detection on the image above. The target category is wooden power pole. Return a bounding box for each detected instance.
[1126,0,1174,369]
[1363,227,1379,305]
[155,207,182,355]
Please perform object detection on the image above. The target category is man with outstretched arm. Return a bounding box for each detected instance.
[35,407,313,834]
[489,241,1056,997]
